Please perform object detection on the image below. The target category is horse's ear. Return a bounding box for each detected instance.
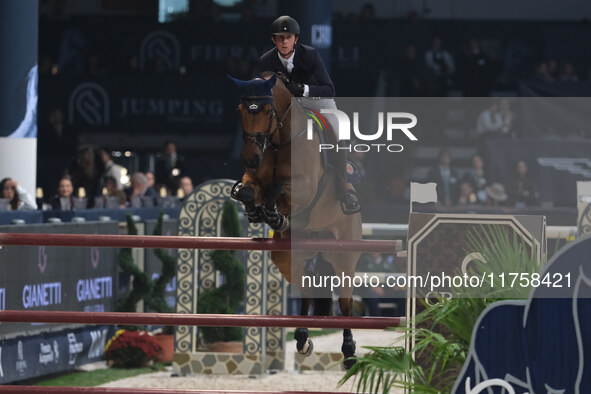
[265,74,278,89]
[227,74,249,90]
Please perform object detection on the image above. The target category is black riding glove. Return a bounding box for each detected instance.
[285,80,305,97]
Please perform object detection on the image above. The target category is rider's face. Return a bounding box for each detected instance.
[273,34,297,58]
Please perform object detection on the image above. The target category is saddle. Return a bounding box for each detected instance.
[304,108,361,214]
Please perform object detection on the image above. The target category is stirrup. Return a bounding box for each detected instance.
[341,190,361,215]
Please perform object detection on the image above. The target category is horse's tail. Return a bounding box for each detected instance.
[314,297,333,317]
[313,254,335,316]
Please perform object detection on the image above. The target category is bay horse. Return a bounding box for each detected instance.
[229,72,363,369]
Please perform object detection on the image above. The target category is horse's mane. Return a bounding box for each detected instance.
[260,71,288,91]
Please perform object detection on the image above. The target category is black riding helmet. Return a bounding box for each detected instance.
[270,15,300,36]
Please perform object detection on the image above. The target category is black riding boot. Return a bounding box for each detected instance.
[334,144,361,215]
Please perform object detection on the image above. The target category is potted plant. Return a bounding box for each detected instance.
[197,200,245,352]
[104,329,162,368]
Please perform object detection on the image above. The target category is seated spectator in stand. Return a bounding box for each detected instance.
[99,148,125,190]
[507,160,539,207]
[456,181,478,206]
[126,172,159,207]
[50,177,75,210]
[155,141,185,195]
[532,61,554,83]
[357,252,404,316]
[178,176,194,200]
[0,178,38,211]
[461,154,488,204]
[145,171,156,189]
[104,176,127,208]
[485,182,510,207]
[427,148,459,207]
[559,62,579,82]
[69,146,105,208]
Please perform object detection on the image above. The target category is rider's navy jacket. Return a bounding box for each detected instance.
[258,43,336,98]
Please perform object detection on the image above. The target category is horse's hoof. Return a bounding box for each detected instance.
[343,356,357,370]
[297,339,314,356]
[234,183,255,204]
[246,206,265,223]
[269,214,289,232]
[231,180,243,200]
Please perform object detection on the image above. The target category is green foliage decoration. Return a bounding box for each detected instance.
[197,200,245,344]
[116,212,176,314]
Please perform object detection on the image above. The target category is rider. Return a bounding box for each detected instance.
[258,15,360,214]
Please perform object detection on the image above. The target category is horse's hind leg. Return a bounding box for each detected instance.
[339,297,357,370]
[295,298,314,356]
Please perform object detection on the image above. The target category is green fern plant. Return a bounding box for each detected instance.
[116,214,152,313]
[117,212,176,315]
[340,225,546,394]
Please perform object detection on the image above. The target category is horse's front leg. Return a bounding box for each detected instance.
[339,297,357,370]
[295,298,314,356]
[262,181,289,232]
[231,175,264,223]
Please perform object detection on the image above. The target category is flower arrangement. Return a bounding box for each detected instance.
[104,329,162,368]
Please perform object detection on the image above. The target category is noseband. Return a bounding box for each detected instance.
[241,94,291,153]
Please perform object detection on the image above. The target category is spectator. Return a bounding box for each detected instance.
[427,148,459,207]
[0,178,37,211]
[532,61,554,83]
[424,35,454,96]
[546,59,558,80]
[155,141,185,195]
[50,177,75,210]
[126,172,159,207]
[507,160,539,207]
[459,38,496,97]
[99,148,125,190]
[179,176,194,200]
[145,171,156,189]
[399,44,424,97]
[456,181,478,206]
[476,98,514,138]
[559,62,579,82]
[357,252,404,316]
[37,107,77,196]
[359,3,375,22]
[69,146,105,208]
[462,154,488,204]
[485,182,509,207]
[86,53,106,75]
[104,176,127,208]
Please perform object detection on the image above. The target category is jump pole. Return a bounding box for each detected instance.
[0,310,401,329]
[1,388,351,394]
[0,233,400,253]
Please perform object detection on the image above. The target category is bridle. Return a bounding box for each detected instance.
[240,94,292,153]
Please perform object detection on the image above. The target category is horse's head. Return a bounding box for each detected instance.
[230,74,281,170]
